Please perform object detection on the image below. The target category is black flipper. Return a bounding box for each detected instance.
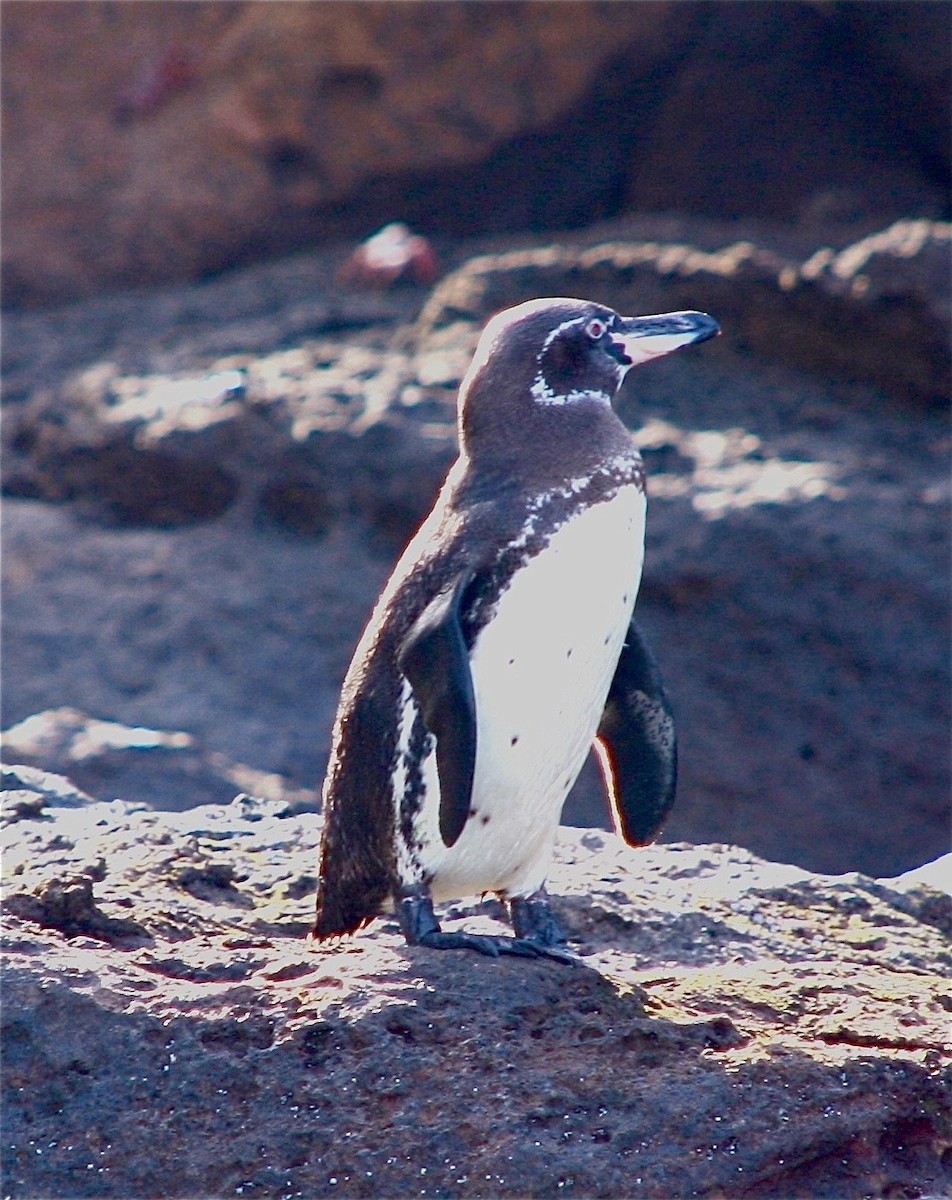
[595,619,677,846]
[398,568,477,847]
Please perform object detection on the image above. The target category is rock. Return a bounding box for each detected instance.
[3,870,151,943]
[1,301,454,541]
[880,854,952,939]
[3,221,948,536]
[1,712,317,814]
[415,218,952,411]
[0,1,685,306]
[2,779,950,1199]
[0,763,96,825]
[1,219,948,878]
[2,3,948,306]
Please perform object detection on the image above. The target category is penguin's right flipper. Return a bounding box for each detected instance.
[398,568,477,848]
[595,619,677,846]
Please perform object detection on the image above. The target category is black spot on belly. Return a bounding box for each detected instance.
[508,658,515,666]
[603,634,611,646]
[401,711,431,853]
[511,734,519,746]
[481,814,491,826]
[566,647,573,659]
[469,806,478,817]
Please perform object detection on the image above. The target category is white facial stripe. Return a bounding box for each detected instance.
[532,315,613,405]
[536,315,587,358]
[530,376,611,406]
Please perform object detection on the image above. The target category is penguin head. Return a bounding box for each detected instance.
[458,298,718,466]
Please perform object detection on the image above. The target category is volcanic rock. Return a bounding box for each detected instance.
[2,772,950,1199]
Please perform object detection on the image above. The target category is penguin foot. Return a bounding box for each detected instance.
[509,889,568,946]
[507,890,578,963]
[396,890,576,964]
[419,929,546,958]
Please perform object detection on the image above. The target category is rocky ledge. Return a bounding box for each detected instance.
[2,766,950,1199]
[3,217,950,880]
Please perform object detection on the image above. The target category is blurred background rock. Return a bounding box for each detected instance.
[2,0,950,879]
[2,0,948,307]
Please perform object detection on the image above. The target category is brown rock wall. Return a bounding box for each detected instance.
[1,0,687,305]
[2,2,948,307]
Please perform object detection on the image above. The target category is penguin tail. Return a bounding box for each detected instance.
[311,901,358,941]
[312,873,388,941]
[312,770,394,940]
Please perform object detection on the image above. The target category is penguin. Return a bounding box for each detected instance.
[313,297,719,960]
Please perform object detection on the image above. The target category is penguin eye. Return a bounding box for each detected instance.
[585,318,607,341]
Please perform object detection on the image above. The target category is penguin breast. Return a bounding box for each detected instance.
[422,482,647,900]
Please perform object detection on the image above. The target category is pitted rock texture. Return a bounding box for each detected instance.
[2,777,950,1199]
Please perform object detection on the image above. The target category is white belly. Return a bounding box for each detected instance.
[413,484,646,900]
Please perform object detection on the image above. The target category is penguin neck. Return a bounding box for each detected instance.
[454,418,643,516]
[458,392,638,498]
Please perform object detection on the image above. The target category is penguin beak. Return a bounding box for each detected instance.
[613,310,720,367]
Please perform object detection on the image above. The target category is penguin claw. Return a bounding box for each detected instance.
[523,941,580,966]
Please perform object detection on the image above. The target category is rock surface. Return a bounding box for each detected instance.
[3,25,949,1189]
[0,0,683,305]
[3,217,949,877]
[2,2,948,306]
[2,768,950,1199]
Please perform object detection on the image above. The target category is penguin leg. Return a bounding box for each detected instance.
[509,887,566,945]
[508,888,578,964]
[396,888,573,962]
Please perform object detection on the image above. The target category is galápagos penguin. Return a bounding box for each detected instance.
[313,297,719,960]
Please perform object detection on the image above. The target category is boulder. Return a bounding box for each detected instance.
[4,220,948,532]
[0,0,686,306]
[1,710,317,814]
[2,772,950,1198]
[2,2,948,306]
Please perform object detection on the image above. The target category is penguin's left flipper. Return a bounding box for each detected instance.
[397,891,578,965]
[595,618,677,847]
[398,566,477,848]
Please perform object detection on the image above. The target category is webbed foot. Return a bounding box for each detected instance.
[509,890,577,964]
[419,929,546,958]
[396,889,576,964]
[509,888,567,944]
